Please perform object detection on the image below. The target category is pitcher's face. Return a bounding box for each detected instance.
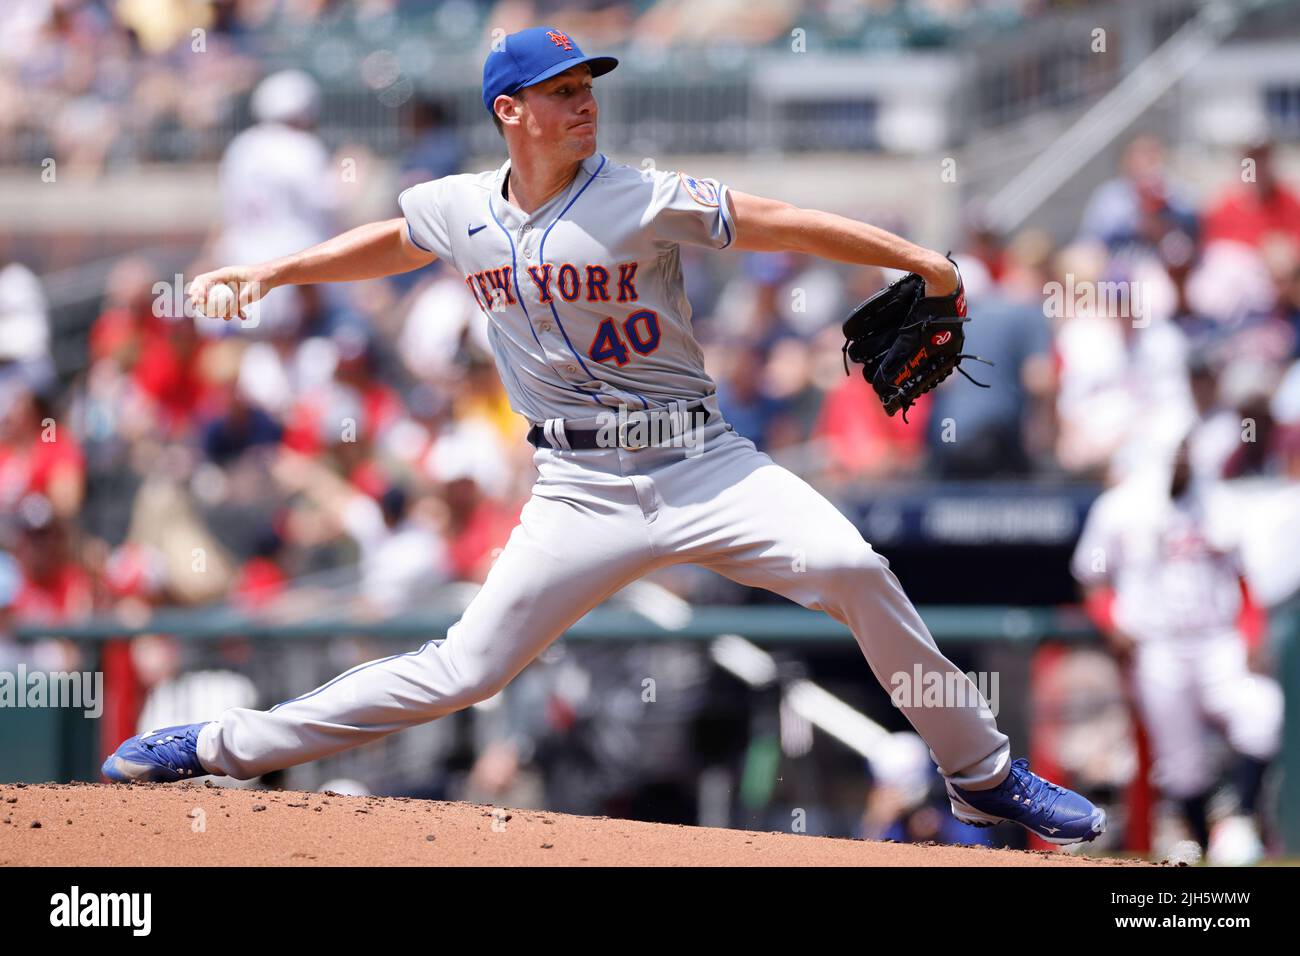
[517,64,598,158]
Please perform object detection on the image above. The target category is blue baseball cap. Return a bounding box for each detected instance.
[482,27,618,114]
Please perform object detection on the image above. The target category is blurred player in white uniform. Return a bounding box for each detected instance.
[207,70,341,336]
[1072,439,1283,863]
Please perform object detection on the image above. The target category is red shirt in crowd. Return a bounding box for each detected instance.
[232,557,288,610]
[90,306,167,366]
[14,563,94,624]
[813,374,931,476]
[132,334,213,433]
[1203,183,1300,249]
[281,383,404,456]
[0,432,86,510]
[447,499,523,582]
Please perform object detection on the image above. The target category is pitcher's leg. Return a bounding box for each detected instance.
[665,435,1008,789]
[199,485,657,780]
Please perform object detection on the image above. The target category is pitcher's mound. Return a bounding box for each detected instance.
[0,782,1147,866]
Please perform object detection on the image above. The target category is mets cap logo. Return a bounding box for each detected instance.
[680,172,720,207]
[546,30,574,50]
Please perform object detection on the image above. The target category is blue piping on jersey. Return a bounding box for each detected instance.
[538,154,649,410]
[487,189,606,409]
[405,220,434,253]
[268,639,440,712]
[718,186,734,249]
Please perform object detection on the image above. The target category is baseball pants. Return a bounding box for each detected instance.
[1131,631,1283,799]
[198,410,1011,789]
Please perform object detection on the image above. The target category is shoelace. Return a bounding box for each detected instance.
[1002,758,1065,815]
[141,729,202,772]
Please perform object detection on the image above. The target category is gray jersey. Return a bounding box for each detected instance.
[399,153,735,425]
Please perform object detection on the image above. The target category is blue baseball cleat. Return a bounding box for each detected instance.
[946,758,1107,845]
[101,723,212,783]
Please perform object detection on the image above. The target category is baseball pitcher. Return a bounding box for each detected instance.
[104,27,1105,846]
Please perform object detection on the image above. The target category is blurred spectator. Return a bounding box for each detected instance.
[1185,354,1241,482]
[1203,139,1300,252]
[710,252,801,349]
[201,373,284,466]
[814,374,930,481]
[398,267,491,382]
[0,369,86,519]
[115,0,214,54]
[423,409,517,504]
[272,449,450,614]
[397,96,466,192]
[131,309,215,437]
[11,493,93,626]
[439,468,522,584]
[1051,242,1195,479]
[925,255,1052,478]
[208,68,340,336]
[90,257,167,369]
[715,340,793,450]
[857,731,994,846]
[1079,134,1198,254]
[282,326,404,462]
[758,336,824,454]
[0,544,82,672]
[486,1,635,49]
[634,0,797,48]
[230,522,289,610]
[0,257,51,367]
[1222,392,1282,479]
[962,200,1010,284]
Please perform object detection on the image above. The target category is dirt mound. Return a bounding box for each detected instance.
[0,782,1148,866]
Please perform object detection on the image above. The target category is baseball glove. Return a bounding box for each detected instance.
[840,258,991,422]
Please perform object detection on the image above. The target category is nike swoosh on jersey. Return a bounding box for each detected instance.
[468,224,487,236]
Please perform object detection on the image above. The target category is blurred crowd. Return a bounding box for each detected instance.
[0,0,1114,172]
[3,87,1300,635]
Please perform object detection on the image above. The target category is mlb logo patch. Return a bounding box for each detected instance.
[679,172,720,207]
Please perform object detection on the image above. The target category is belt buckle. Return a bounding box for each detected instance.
[617,417,649,451]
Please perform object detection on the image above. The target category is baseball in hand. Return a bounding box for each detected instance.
[204,283,239,319]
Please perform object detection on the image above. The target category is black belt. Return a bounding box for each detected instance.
[527,400,715,450]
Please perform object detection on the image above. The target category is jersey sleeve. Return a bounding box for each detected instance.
[398,178,454,262]
[645,168,736,251]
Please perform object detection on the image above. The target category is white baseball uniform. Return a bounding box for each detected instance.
[211,121,341,336]
[1071,474,1283,798]
[195,154,1010,790]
